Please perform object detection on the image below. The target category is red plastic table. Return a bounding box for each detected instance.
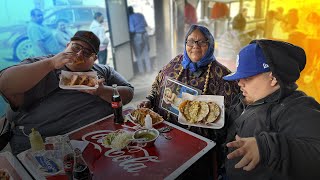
[17,108,215,180]
[67,108,215,180]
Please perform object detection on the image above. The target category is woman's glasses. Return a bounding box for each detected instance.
[71,43,95,58]
[186,39,209,47]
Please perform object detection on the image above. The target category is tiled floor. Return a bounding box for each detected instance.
[125,71,158,108]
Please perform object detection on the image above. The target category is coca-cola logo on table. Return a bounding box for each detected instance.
[81,130,160,173]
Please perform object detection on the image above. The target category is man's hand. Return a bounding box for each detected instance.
[226,135,260,171]
[48,52,77,69]
[78,78,105,95]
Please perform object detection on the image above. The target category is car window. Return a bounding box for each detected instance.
[74,8,93,22]
[44,9,74,28]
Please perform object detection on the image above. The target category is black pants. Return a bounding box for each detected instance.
[0,131,11,151]
[177,148,216,180]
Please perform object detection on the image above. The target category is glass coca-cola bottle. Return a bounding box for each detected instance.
[73,148,91,180]
[112,84,124,124]
[62,137,74,180]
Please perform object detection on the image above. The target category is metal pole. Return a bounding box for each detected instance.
[170,0,175,56]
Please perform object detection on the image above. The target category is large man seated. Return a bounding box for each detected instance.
[0,31,134,155]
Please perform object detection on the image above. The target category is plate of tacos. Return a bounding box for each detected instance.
[59,70,98,90]
[128,108,164,127]
[178,93,224,129]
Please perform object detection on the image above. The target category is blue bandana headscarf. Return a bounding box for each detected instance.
[182,25,216,72]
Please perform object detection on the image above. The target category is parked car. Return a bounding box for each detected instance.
[0,5,106,61]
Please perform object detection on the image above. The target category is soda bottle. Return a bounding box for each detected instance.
[64,153,74,180]
[29,128,45,152]
[111,84,124,124]
[62,137,74,180]
[73,148,91,180]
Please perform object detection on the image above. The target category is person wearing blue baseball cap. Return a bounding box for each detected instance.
[222,40,320,179]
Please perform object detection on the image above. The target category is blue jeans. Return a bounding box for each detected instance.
[132,32,151,73]
[98,49,108,65]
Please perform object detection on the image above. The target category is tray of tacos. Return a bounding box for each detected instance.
[127,108,164,127]
[59,70,98,90]
[178,93,224,129]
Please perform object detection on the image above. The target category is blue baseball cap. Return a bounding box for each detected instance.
[223,43,270,81]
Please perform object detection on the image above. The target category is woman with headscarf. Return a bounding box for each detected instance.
[138,24,239,178]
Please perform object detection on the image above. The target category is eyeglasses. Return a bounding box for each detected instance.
[186,39,209,47]
[71,43,95,58]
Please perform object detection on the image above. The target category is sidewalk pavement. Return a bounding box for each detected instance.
[129,71,157,90]
[126,72,157,108]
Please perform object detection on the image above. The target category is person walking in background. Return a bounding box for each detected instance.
[184,0,197,29]
[55,19,73,52]
[234,8,247,24]
[215,12,252,72]
[27,8,59,56]
[306,12,320,37]
[283,8,299,33]
[90,12,109,65]
[128,6,152,75]
[210,2,229,20]
[272,7,287,39]
[210,2,230,38]
[265,10,276,39]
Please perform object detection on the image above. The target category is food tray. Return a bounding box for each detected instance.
[59,70,98,90]
[178,93,225,129]
[126,108,164,127]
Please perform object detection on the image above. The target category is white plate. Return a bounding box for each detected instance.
[59,70,98,90]
[178,93,225,129]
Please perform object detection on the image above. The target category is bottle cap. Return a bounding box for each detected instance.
[29,128,45,151]
[29,128,38,136]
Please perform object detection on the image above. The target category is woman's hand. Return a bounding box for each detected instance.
[138,99,152,108]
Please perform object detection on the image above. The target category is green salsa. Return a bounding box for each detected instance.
[135,133,156,141]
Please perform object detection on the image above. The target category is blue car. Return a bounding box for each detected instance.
[0,5,106,62]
